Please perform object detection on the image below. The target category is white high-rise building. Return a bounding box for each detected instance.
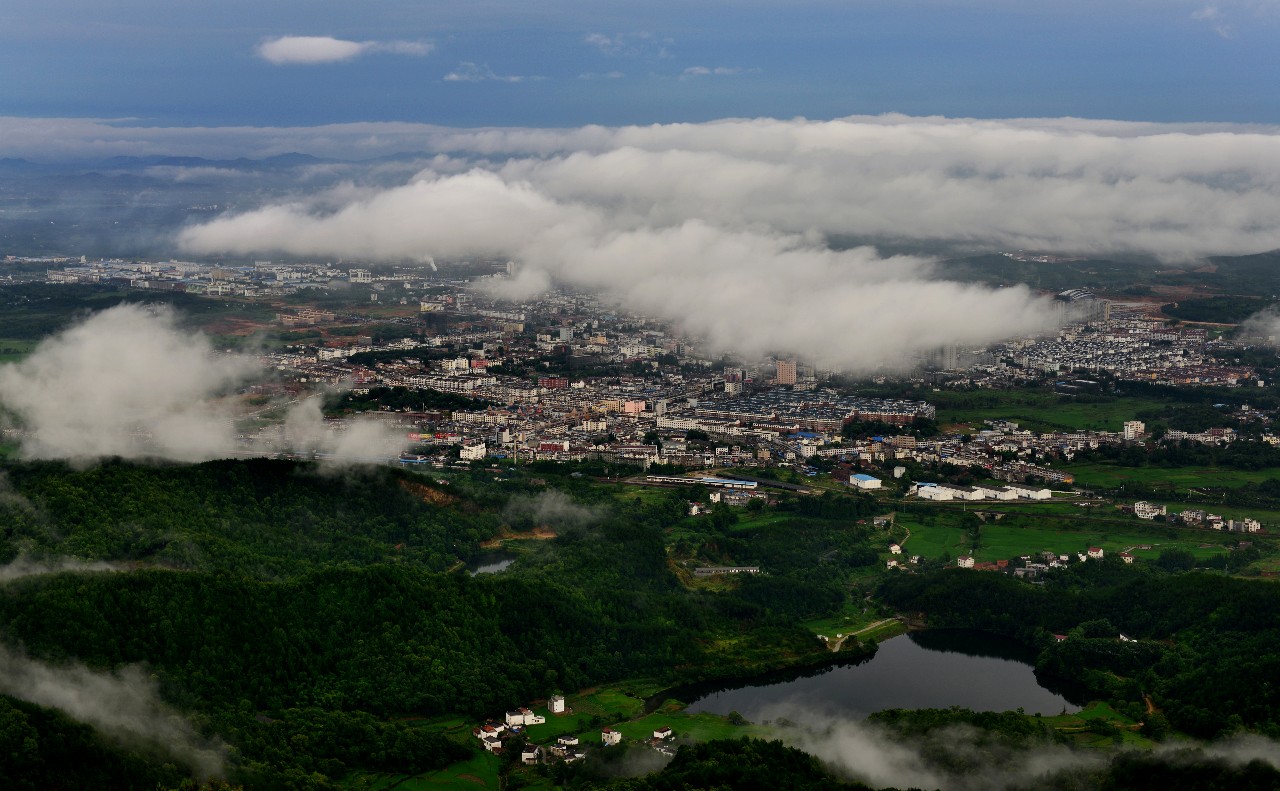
[1123,420,1145,441]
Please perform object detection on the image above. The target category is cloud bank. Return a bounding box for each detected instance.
[0,305,406,464]
[257,35,432,65]
[0,645,226,778]
[180,168,1052,371]
[26,112,1273,371]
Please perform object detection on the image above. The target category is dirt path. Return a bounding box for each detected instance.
[827,618,897,652]
[481,526,557,548]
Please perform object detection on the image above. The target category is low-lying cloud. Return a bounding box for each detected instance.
[1238,307,1280,343]
[0,555,123,583]
[0,305,406,464]
[257,35,432,65]
[773,711,1280,790]
[273,395,409,462]
[172,114,1280,370]
[178,169,1052,372]
[0,305,255,461]
[784,716,1102,790]
[0,645,226,778]
[504,491,603,530]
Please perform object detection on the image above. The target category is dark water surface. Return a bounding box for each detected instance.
[468,552,515,575]
[685,630,1083,721]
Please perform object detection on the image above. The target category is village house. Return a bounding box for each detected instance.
[505,707,546,727]
[602,727,622,746]
[1133,501,1166,520]
[472,722,507,753]
[472,723,506,744]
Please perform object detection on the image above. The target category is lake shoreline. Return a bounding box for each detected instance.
[656,628,1086,722]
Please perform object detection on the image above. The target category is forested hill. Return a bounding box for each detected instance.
[0,458,501,576]
[0,458,836,788]
[582,737,1280,791]
[880,564,1280,739]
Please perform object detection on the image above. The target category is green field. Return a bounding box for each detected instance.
[1064,462,1280,490]
[899,522,968,560]
[1044,701,1152,748]
[904,521,1233,563]
[568,686,649,720]
[347,752,501,790]
[0,337,36,362]
[801,605,884,638]
[934,393,1169,433]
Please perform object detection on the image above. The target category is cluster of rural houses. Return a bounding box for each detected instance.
[955,546,1134,576]
[1129,502,1264,532]
[471,694,675,764]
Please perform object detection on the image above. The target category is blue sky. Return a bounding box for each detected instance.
[2,0,1278,127]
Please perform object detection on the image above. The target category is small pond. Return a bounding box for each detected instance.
[468,552,516,575]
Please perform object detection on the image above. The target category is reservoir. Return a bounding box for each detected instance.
[685,630,1082,721]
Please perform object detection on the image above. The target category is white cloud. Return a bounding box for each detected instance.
[0,645,226,779]
[680,65,760,78]
[1192,5,1234,36]
[376,40,434,57]
[4,114,1278,164]
[0,305,256,461]
[781,712,1280,790]
[443,62,532,83]
[171,114,1280,370]
[177,167,1053,372]
[0,555,123,583]
[256,35,432,65]
[0,305,408,463]
[585,32,626,55]
[584,31,672,58]
[170,115,1280,371]
[10,113,1280,372]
